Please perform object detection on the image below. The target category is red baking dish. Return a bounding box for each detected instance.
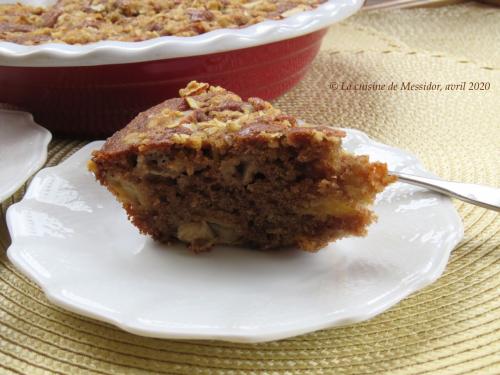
[0,29,326,137]
[0,0,363,138]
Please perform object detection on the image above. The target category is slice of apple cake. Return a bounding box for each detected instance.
[89,81,395,252]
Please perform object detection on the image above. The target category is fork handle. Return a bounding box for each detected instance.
[362,0,466,10]
[390,171,500,212]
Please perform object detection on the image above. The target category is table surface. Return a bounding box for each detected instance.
[1,3,499,374]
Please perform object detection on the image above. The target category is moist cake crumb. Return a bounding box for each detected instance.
[89,81,396,252]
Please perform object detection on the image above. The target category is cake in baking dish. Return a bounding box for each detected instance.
[88,81,395,252]
[0,0,325,45]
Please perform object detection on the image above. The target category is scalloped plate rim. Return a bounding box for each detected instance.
[6,130,464,343]
[0,109,51,202]
[0,0,363,67]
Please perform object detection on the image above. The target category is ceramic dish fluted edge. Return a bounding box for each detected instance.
[0,109,51,202]
[0,0,363,67]
[5,129,463,342]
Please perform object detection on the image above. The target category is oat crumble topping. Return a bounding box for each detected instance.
[0,0,325,45]
[109,80,344,153]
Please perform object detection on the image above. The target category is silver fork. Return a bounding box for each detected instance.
[363,0,500,10]
[390,171,500,212]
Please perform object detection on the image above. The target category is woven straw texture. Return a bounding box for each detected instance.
[1,4,499,374]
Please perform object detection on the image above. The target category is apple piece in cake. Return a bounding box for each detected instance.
[89,81,396,252]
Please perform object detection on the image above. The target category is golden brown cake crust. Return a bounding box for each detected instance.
[0,0,325,45]
[98,81,346,157]
[90,81,396,252]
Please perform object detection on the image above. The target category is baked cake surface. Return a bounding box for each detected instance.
[89,81,396,252]
[0,0,325,45]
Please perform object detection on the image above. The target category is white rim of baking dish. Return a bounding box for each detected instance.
[0,0,363,67]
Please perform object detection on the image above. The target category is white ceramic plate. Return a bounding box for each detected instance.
[0,0,363,67]
[0,109,51,202]
[6,130,463,342]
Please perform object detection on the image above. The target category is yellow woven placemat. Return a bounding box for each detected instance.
[332,2,500,70]
[1,7,500,375]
